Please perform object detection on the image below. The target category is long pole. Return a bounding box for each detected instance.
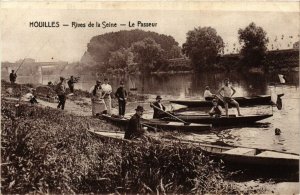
[150,103,189,124]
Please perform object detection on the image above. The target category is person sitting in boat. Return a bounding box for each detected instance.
[89,80,107,117]
[204,86,215,101]
[150,95,168,119]
[218,78,241,117]
[209,99,223,118]
[124,105,146,140]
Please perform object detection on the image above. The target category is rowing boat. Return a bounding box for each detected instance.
[101,114,212,132]
[162,114,273,126]
[89,130,299,170]
[170,94,284,107]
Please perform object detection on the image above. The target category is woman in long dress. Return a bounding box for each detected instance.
[89,80,107,116]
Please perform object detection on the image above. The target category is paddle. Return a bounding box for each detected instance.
[150,103,190,125]
[141,123,158,132]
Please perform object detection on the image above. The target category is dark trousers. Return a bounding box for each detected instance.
[69,85,74,93]
[118,100,126,116]
[57,95,66,110]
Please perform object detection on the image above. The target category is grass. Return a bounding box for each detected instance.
[1,99,253,194]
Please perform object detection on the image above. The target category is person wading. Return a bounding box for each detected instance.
[56,77,67,110]
[9,70,17,84]
[115,81,128,117]
[89,80,107,116]
[124,105,146,140]
[101,78,112,115]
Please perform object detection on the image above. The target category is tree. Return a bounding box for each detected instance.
[131,37,163,73]
[108,48,133,69]
[238,22,269,67]
[182,27,224,71]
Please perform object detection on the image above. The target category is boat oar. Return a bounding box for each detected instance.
[141,123,158,132]
[150,103,190,125]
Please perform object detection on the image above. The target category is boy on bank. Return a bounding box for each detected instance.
[218,78,241,117]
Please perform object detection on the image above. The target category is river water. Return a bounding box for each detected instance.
[15,71,300,154]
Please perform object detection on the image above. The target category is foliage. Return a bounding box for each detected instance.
[1,100,251,194]
[108,48,134,69]
[131,37,164,73]
[182,27,224,71]
[238,22,269,67]
[86,30,179,65]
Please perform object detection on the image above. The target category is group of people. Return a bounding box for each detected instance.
[204,78,241,117]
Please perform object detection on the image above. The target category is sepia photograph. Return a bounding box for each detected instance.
[1,1,299,194]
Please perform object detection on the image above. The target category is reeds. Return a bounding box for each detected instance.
[1,99,256,194]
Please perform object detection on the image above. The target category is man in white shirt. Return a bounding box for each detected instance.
[218,78,241,117]
[204,86,214,101]
[101,78,112,115]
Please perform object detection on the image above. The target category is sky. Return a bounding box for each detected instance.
[1,2,299,63]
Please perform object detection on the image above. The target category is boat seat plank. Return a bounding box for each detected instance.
[256,151,299,159]
[223,147,256,156]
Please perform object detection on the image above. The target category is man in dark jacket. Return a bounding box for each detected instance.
[124,105,145,140]
[115,81,128,117]
[150,95,167,119]
[9,70,17,84]
[56,77,66,110]
[67,76,77,93]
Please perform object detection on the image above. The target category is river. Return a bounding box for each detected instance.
[14,71,300,154]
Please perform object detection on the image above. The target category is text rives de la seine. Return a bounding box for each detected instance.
[29,21,158,29]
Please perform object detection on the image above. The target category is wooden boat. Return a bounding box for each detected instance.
[89,130,299,170]
[170,94,284,108]
[101,114,212,132]
[162,114,273,126]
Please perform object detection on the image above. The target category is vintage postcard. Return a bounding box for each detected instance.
[1,1,299,194]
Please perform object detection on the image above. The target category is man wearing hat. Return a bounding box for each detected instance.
[124,105,146,140]
[89,80,107,116]
[150,95,167,119]
[56,77,67,110]
[115,81,128,117]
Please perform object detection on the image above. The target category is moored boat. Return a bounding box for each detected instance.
[162,114,273,126]
[101,114,212,132]
[170,94,284,107]
[89,130,299,170]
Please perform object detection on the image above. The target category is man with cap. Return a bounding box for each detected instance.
[89,80,107,116]
[124,105,146,140]
[150,95,167,119]
[101,78,113,115]
[56,77,67,110]
[115,81,128,117]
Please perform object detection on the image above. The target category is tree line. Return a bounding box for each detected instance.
[80,22,288,74]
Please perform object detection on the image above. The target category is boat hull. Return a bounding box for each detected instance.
[101,114,212,131]
[163,114,273,126]
[170,94,283,108]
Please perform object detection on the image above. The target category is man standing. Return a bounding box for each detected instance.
[124,105,146,140]
[56,77,66,110]
[115,81,128,117]
[9,70,17,84]
[150,95,167,119]
[101,78,112,115]
[218,78,241,117]
[67,76,77,93]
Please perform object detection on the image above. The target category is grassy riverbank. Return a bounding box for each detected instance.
[1,99,258,194]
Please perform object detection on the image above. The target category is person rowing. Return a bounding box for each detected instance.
[217,78,241,117]
[150,95,168,119]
